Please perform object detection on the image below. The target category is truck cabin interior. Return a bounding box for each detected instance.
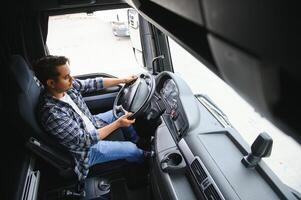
[0,0,300,200]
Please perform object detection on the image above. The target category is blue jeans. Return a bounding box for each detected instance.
[88,110,143,167]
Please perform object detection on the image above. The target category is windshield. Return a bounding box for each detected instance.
[46,9,145,77]
[168,37,301,193]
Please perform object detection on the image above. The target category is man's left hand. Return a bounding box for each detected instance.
[122,75,138,84]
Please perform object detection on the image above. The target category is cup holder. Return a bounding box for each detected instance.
[161,151,186,173]
[165,153,183,166]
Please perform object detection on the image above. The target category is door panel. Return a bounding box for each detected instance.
[83,92,118,114]
[75,73,121,114]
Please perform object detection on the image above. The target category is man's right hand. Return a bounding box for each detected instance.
[117,112,135,127]
[98,112,135,140]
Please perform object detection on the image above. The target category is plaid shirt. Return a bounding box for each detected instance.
[38,77,107,181]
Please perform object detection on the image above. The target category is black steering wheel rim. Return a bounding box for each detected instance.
[113,72,155,120]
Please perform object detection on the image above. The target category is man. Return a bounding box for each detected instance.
[33,55,152,181]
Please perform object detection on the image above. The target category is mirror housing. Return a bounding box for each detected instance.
[128,9,144,69]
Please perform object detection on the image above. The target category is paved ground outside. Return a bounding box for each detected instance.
[47,11,301,193]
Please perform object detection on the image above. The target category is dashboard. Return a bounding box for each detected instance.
[156,78,188,140]
[160,79,178,111]
[150,71,297,200]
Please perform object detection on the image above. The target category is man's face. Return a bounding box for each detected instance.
[49,64,73,93]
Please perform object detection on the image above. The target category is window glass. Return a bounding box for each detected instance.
[168,37,301,193]
[46,8,145,77]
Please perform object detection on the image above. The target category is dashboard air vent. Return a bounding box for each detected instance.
[204,184,222,200]
[191,158,208,184]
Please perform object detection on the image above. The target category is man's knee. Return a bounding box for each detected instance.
[124,142,141,156]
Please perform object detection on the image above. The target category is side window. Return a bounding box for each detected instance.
[46,8,146,77]
[168,37,301,192]
[169,36,269,144]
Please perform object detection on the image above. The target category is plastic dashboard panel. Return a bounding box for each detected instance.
[153,122,197,200]
[151,72,296,200]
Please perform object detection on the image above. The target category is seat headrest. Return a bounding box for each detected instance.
[10,55,41,93]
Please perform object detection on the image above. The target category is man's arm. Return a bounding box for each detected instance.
[42,109,99,150]
[103,75,137,88]
[72,77,104,94]
[73,75,137,94]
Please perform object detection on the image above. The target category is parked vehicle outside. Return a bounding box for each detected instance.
[111,10,129,37]
[111,20,129,37]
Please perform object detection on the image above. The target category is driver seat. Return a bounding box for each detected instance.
[9,55,126,180]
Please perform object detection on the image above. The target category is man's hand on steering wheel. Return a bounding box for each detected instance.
[113,72,156,120]
[122,75,138,84]
[116,112,136,127]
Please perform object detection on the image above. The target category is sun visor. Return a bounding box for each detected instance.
[29,0,126,11]
[149,0,204,26]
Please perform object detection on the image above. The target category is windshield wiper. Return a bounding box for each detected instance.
[195,94,232,128]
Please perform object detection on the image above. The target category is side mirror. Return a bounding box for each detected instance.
[127,9,144,68]
[242,132,273,168]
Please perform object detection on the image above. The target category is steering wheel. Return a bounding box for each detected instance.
[113,72,156,120]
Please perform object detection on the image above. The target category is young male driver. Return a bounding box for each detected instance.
[33,55,152,181]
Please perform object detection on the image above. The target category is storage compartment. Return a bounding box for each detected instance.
[198,132,281,200]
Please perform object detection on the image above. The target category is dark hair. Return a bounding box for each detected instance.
[32,55,69,86]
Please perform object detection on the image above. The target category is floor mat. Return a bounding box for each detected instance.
[127,185,152,200]
[110,178,152,200]
[110,179,128,200]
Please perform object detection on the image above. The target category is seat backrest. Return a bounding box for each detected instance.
[9,55,75,178]
[10,55,43,135]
